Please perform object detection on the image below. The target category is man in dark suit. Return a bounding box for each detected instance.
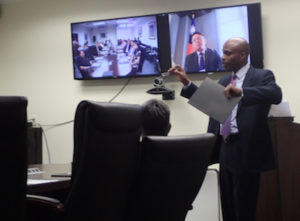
[168,37,282,221]
[124,39,132,56]
[75,50,92,78]
[184,32,223,72]
[86,42,103,59]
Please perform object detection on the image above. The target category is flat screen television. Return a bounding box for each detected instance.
[71,3,263,79]
[158,3,263,74]
[71,15,161,79]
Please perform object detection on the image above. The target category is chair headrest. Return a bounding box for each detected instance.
[141,133,216,163]
[75,100,142,132]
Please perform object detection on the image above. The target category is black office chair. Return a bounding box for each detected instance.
[126,133,216,221]
[0,96,28,221]
[64,100,142,221]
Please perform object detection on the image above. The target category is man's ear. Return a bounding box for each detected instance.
[166,123,171,135]
[240,51,247,60]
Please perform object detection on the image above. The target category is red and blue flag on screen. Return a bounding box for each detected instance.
[187,13,196,55]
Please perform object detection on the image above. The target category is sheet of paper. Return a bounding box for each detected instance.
[188,77,241,123]
[268,101,292,117]
[27,167,44,175]
[27,179,59,185]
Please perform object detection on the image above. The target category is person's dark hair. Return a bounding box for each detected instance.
[141,99,170,136]
[189,31,205,44]
[191,31,204,38]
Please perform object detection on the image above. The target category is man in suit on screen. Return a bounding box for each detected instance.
[169,37,282,221]
[184,32,223,73]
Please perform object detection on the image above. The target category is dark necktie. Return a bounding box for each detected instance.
[221,75,237,139]
[199,52,205,71]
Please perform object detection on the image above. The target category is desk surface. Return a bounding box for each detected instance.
[90,53,131,78]
[27,164,71,194]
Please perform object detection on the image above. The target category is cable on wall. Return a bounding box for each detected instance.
[28,77,131,163]
[34,122,52,164]
[40,120,74,128]
[108,78,132,103]
[30,120,74,164]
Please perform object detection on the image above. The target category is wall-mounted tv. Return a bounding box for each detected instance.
[71,15,160,79]
[71,3,263,79]
[158,3,263,74]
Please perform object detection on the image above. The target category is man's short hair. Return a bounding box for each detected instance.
[142,99,170,136]
[191,31,204,38]
[189,31,205,44]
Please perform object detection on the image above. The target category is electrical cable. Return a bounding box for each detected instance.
[108,78,132,103]
[30,120,74,164]
[35,123,52,164]
[28,78,131,163]
[40,120,74,127]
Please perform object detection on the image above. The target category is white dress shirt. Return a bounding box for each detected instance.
[226,63,250,134]
[183,63,250,134]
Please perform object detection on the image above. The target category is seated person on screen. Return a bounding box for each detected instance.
[184,32,223,73]
[75,50,92,77]
[141,99,171,137]
[96,41,103,50]
[127,40,136,59]
[83,41,89,49]
[105,39,115,54]
[117,39,127,53]
[129,41,142,74]
[124,39,132,55]
[72,40,81,56]
[94,41,103,56]
[86,42,103,58]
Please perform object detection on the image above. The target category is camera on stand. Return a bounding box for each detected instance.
[146,75,175,100]
[153,77,165,89]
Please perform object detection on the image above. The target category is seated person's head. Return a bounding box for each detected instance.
[79,50,86,58]
[141,99,171,136]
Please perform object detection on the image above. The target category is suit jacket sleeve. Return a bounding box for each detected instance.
[180,82,198,99]
[242,69,282,105]
[184,52,198,73]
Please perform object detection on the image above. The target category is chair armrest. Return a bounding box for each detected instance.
[26,194,64,214]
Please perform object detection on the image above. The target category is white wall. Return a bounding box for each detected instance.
[0,0,299,164]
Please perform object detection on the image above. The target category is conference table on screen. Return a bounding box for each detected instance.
[88,49,132,78]
[27,164,71,194]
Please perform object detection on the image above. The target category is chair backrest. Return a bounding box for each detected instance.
[65,100,142,221]
[0,96,28,221]
[126,133,216,221]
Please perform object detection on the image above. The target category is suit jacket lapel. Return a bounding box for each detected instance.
[222,75,232,86]
[193,52,199,70]
[204,49,209,68]
[237,66,254,113]
[242,66,254,87]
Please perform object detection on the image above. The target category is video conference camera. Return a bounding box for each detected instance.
[153,77,165,88]
[146,72,175,100]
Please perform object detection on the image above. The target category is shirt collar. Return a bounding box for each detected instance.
[233,63,250,80]
[197,51,205,56]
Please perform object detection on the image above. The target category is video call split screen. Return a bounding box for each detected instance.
[71,3,263,80]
